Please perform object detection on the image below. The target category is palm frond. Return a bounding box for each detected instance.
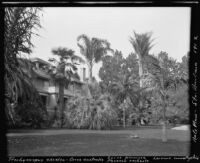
[129,31,154,59]
[77,34,91,59]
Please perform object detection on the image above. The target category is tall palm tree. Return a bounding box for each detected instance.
[77,34,113,83]
[129,31,154,127]
[4,7,42,125]
[48,47,84,127]
[129,31,154,87]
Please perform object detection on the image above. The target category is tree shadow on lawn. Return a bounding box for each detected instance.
[7,133,190,156]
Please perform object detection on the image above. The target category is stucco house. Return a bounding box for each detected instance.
[20,57,91,114]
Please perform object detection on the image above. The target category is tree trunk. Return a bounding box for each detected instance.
[138,59,144,88]
[160,72,167,142]
[162,102,167,142]
[5,99,15,126]
[88,63,93,83]
[123,107,126,128]
[59,82,65,128]
[138,58,144,127]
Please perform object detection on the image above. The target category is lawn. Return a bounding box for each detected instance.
[6,128,190,156]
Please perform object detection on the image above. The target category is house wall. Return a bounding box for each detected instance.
[33,78,49,92]
[30,59,91,111]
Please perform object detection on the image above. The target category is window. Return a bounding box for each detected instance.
[40,95,47,106]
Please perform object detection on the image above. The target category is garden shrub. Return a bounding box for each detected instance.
[66,95,118,130]
[13,99,48,129]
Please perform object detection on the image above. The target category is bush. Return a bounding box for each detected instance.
[65,95,118,130]
[12,99,48,129]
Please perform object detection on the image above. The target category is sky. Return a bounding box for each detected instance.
[31,7,191,81]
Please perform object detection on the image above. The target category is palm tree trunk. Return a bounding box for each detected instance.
[59,82,65,128]
[5,98,15,126]
[138,59,144,88]
[160,73,167,142]
[88,63,93,83]
[123,106,126,128]
[138,58,144,127]
[162,101,167,142]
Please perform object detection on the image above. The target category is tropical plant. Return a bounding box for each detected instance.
[66,95,117,130]
[178,53,189,83]
[129,31,154,127]
[129,31,154,87]
[77,34,113,83]
[109,71,142,127]
[99,51,139,92]
[4,7,42,125]
[14,96,48,128]
[142,51,188,142]
[48,47,84,127]
[167,85,189,124]
[99,51,146,126]
[99,50,125,88]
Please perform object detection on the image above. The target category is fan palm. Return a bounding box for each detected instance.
[48,47,84,127]
[77,34,113,83]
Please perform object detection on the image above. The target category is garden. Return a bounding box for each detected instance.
[4,7,190,156]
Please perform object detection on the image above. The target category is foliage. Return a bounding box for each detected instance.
[99,50,125,87]
[167,85,189,124]
[178,53,189,82]
[148,84,189,125]
[64,78,118,130]
[88,77,101,100]
[142,52,189,126]
[99,46,189,128]
[99,51,139,92]
[66,95,118,130]
[13,97,48,128]
[48,47,84,84]
[77,34,113,82]
[4,7,44,126]
[129,31,154,60]
[99,51,149,125]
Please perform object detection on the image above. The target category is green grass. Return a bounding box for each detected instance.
[7,128,190,156]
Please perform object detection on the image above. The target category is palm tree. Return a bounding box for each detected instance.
[143,52,181,142]
[129,31,154,126]
[4,7,42,125]
[110,72,140,128]
[77,34,113,83]
[48,47,84,127]
[129,31,154,87]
